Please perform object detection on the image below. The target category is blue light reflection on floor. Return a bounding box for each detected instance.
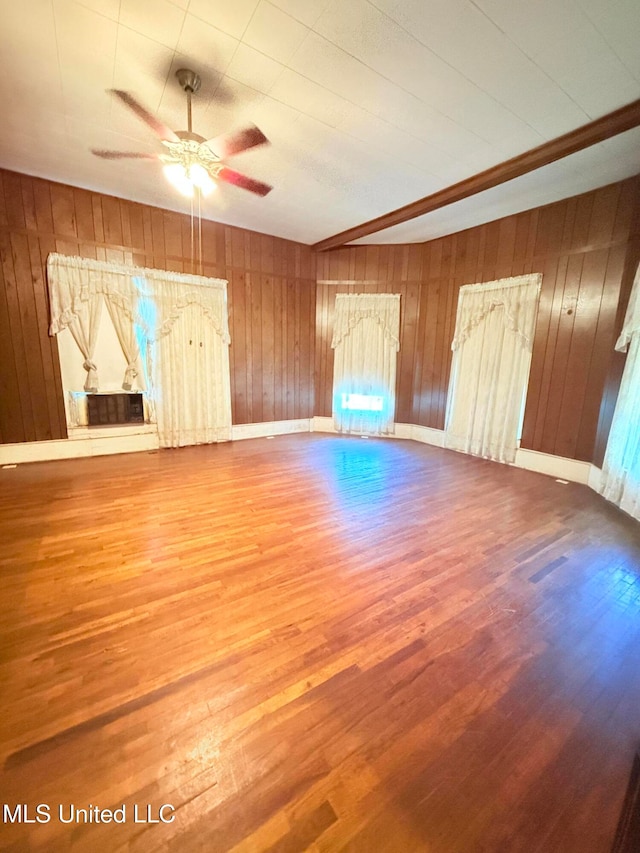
[606,561,640,609]
[530,542,640,702]
[305,437,431,540]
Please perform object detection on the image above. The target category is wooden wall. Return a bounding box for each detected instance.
[0,169,316,444]
[2,167,638,463]
[316,176,640,463]
[225,230,315,425]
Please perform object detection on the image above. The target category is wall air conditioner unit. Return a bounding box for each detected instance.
[87,393,144,426]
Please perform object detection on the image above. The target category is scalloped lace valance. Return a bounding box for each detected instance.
[451,273,542,353]
[331,293,401,351]
[616,263,640,352]
[47,253,230,343]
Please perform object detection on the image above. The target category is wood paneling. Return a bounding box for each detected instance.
[0,173,67,444]
[3,166,638,461]
[0,169,316,444]
[2,436,640,851]
[225,230,315,426]
[316,176,640,462]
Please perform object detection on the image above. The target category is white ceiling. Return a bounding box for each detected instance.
[1,0,639,246]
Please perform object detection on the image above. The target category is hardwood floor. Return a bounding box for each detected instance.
[1,434,639,852]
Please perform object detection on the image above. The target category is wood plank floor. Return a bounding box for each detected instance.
[1,434,639,852]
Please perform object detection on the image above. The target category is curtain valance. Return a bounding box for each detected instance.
[47,254,230,343]
[331,293,400,351]
[451,274,542,352]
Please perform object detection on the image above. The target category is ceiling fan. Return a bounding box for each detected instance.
[92,69,272,198]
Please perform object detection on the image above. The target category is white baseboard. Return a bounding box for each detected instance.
[514,447,592,485]
[400,431,603,494]
[231,419,312,441]
[312,419,446,447]
[312,416,337,434]
[588,465,603,491]
[313,419,596,488]
[0,424,160,466]
[0,419,606,504]
[0,420,312,466]
[394,423,446,448]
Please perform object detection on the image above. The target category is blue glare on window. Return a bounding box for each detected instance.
[133,276,157,342]
[133,276,157,401]
[340,393,384,412]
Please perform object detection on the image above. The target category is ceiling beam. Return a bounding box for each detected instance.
[312,98,640,252]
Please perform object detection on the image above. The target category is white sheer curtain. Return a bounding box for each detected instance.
[104,295,140,391]
[331,293,400,435]
[47,257,104,392]
[48,254,140,392]
[47,254,232,447]
[148,283,232,448]
[599,264,640,521]
[445,274,542,464]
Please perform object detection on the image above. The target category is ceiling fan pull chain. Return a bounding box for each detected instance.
[190,193,195,275]
[198,189,203,276]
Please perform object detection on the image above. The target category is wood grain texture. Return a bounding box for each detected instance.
[0,170,316,444]
[316,176,640,462]
[611,751,640,853]
[1,434,639,852]
[0,173,67,444]
[2,167,639,462]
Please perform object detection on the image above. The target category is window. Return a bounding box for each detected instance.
[445,274,542,464]
[331,293,400,435]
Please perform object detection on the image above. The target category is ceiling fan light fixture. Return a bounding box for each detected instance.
[97,71,272,198]
[163,162,194,197]
[189,163,216,195]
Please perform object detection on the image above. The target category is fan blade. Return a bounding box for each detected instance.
[92,149,160,160]
[218,167,272,197]
[206,125,269,159]
[110,90,180,142]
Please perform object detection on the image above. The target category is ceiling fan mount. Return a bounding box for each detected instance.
[173,69,205,143]
[91,68,272,197]
[175,68,201,95]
